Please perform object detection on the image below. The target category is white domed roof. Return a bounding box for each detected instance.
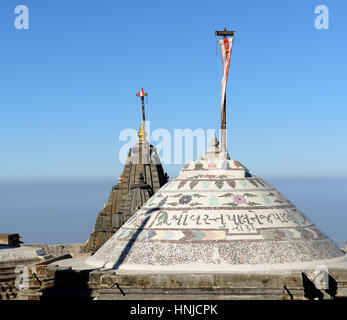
[87,159,343,269]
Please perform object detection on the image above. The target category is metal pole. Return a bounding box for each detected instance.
[221,93,226,153]
[141,96,146,122]
[221,32,227,154]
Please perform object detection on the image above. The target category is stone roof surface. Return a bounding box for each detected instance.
[82,140,168,253]
[0,246,48,264]
[87,158,343,269]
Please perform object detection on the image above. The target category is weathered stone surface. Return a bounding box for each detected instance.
[0,246,45,264]
[88,269,347,300]
[82,140,168,253]
[23,243,85,258]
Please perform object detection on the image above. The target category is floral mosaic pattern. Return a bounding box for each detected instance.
[174,178,270,191]
[89,159,344,267]
[183,160,246,172]
[142,190,288,209]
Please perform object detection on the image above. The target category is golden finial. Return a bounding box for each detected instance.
[104,203,106,209]
[138,122,147,141]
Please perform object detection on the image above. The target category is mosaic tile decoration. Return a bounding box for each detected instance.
[89,160,344,267]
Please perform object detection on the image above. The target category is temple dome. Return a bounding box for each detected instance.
[87,158,344,269]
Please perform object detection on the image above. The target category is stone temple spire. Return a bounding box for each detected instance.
[82,90,169,254]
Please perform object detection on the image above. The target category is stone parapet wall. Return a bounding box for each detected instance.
[23,243,87,258]
[88,269,347,300]
[88,271,303,300]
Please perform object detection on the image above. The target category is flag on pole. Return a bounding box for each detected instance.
[136,88,146,97]
[219,37,234,111]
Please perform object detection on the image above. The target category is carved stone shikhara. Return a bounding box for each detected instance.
[82,140,168,253]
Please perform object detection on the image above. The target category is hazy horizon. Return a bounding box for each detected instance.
[0,177,346,248]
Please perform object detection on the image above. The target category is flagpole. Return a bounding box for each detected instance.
[221,91,226,153]
[141,96,146,123]
[136,88,148,141]
[215,29,235,157]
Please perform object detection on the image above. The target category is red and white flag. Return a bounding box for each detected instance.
[219,37,234,109]
[136,88,145,97]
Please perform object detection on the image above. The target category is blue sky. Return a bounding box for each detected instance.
[0,0,346,181]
